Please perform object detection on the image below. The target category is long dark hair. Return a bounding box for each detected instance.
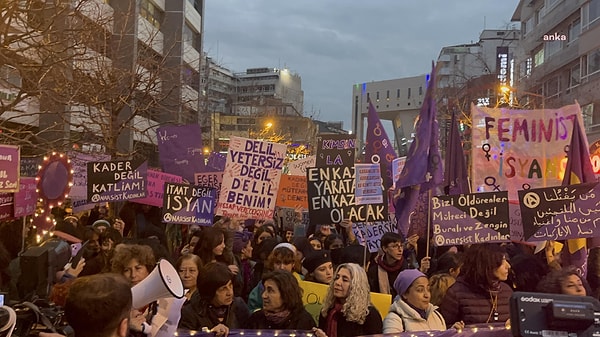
[461,244,507,288]
[193,227,225,265]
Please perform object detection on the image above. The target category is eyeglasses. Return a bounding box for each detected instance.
[387,243,403,250]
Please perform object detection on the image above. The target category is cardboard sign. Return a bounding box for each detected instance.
[68,151,111,198]
[133,169,183,207]
[355,163,383,205]
[20,157,42,177]
[276,175,308,209]
[0,145,20,192]
[315,134,356,167]
[217,137,286,220]
[519,182,600,241]
[14,177,37,217]
[352,219,398,253]
[87,159,147,202]
[194,171,223,204]
[288,156,316,176]
[307,166,386,225]
[0,193,13,220]
[162,182,216,226]
[430,191,511,246]
[471,103,581,200]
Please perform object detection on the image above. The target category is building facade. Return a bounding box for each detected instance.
[351,75,428,156]
[511,0,600,143]
[1,0,205,165]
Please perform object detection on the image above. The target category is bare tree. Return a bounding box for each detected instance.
[1,0,199,158]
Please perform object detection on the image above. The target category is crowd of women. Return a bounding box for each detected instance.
[1,201,595,337]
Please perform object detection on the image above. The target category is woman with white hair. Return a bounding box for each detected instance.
[312,263,382,337]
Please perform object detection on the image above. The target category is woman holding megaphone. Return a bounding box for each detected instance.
[112,244,185,337]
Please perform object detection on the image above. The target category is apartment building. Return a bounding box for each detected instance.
[511,0,600,142]
[0,0,205,164]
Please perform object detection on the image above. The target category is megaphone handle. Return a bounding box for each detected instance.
[141,322,151,335]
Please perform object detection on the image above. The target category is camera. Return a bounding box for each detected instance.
[1,300,73,337]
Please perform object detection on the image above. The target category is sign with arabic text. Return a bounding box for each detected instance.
[519,182,600,241]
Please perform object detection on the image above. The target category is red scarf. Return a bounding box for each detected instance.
[325,302,344,337]
[375,253,403,273]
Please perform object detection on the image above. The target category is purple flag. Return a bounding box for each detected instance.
[394,62,443,237]
[157,124,205,182]
[561,117,596,278]
[444,111,470,195]
[206,151,226,172]
[365,101,397,190]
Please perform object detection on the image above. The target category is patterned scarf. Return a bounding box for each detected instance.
[263,309,291,326]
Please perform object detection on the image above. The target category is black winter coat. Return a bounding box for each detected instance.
[245,307,315,330]
[438,276,513,326]
[318,305,383,337]
[178,293,249,330]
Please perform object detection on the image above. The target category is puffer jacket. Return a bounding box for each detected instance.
[438,276,513,326]
[383,298,446,333]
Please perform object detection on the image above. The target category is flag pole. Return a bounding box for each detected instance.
[426,189,431,259]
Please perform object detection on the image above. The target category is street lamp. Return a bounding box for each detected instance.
[500,85,545,109]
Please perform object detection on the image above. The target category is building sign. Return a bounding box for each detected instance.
[496,46,509,87]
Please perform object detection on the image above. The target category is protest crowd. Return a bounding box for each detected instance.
[0,65,598,337]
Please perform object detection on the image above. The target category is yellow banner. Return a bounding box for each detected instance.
[298,280,392,323]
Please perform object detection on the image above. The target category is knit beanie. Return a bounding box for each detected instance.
[393,269,427,296]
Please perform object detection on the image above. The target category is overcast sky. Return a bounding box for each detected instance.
[203,0,520,130]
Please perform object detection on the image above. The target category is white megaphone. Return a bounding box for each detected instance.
[132,259,185,308]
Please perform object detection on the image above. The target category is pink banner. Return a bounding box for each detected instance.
[217,136,286,220]
[133,169,182,207]
[471,103,581,200]
[0,145,20,193]
[14,177,37,217]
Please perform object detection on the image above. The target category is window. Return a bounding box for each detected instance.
[544,38,562,58]
[407,88,411,99]
[396,89,400,98]
[386,90,389,99]
[587,48,600,76]
[569,18,581,43]
[419,86,423,95]
[376,91,379,100]
[569,63,580,88]
[140,0,164,29]
[583,0,600,29]
[544,0,560,14]
[545,76,560,97]
[524,16,534,35]
[536,6,544,24]
[183,22,201,51]
[534,49,545,67]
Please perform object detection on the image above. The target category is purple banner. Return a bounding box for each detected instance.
[162,182,215,226]
[157,124,205,182]
[68,151,111,199]
[133,169,183,207]
[0,145,20,192]
[14,177,37,217]
[519,182,600,241]
[431,191,511,246]
[0,193,13,220]
[87,159,147,202]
